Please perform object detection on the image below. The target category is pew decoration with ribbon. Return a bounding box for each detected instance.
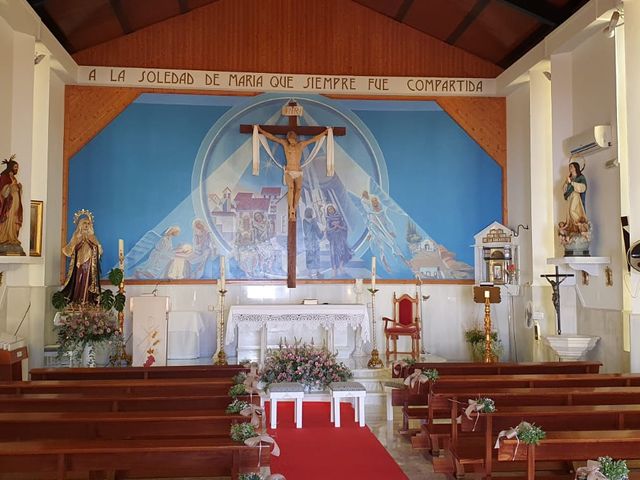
[458,397,496,431]
[403,368,439,390]
[494,421,546,460]
[575,457,629,480]
[239,474,286,480]
[226,399,251,414]
[392,358,417,378]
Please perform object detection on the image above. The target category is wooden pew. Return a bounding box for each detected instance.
[0,437,269,480]
[419,386,640,452]
[30,364,248,381]
[450,404,640,478]
[393,360,601,378]
[0,410,249,441]
[498,430,640,480]
[0,378,235,395]
[0,393,257,412]
[397,373,640,431]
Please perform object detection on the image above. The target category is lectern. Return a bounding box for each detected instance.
[131,296,169,367]
[472,286,501,363]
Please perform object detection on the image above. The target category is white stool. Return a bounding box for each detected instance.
[268,382,305,429]
[329,381,367,427]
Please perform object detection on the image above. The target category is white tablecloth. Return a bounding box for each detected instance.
[167,311,216,360]
[225,304,370,344]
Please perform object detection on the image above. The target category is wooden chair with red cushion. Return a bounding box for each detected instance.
[383,293,420,363]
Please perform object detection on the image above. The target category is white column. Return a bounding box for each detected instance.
[621,3,640,372]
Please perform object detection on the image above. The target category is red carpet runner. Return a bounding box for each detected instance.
[267,402,408,480]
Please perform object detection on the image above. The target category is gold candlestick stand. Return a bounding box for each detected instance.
[111,255,131,366]
[213,289,228,365]
[367,288,384,368]
[472,286,501,364]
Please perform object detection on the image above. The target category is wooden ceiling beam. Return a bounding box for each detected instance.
[109,0,133,34]
[178,0,190,14]
[394,0,414,22]
[495,0,561,26]
[446,0,490,44]
[497,24,553,68]
[28,1,74,52]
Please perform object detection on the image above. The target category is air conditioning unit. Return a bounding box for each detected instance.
[562,125,612,157]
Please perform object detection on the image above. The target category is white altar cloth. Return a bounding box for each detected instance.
[225,304,370,345]
[167,311,216,360]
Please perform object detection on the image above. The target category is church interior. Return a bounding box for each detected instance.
[1,0,640,478]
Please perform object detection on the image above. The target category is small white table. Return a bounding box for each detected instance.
[329,381,367,427]
[267,382,305,429]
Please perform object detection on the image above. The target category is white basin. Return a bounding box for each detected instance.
[543,335,599,361]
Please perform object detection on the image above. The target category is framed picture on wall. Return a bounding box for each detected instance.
[29,200,43,257]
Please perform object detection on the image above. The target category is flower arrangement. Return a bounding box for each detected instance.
[233,372,248,385]
[230,422,257,442]
[259,342,352,390]
[239,474,262,480]
[54,307,120,359]
[597,457,629,480]
[516,422,545,445]
[422,368,439,382]
[226,399,251,414]
[229,383,247,398]
[474,397,496,413]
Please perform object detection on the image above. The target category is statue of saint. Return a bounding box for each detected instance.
[61,211,103,305]
[0,155,25,255]
[257,126,327,220]
[558,161,591,255]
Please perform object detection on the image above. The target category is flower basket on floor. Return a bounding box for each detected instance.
[259,342,352,391]
[464,327,503,362]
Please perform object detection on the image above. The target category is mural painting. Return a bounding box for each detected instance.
[67,93,502,281]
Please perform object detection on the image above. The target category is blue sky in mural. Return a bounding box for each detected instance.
[67,93,501,281]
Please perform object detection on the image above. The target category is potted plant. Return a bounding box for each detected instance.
[464,327,503,362]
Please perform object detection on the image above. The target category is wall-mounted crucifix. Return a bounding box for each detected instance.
[540,266,574,335]
[239,100,346,288]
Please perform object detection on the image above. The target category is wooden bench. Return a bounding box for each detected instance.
[0,410,250,441]
[498,430,640,480]
[0,437,269,480]
[393,361,601,378]
[450,404,640,478]
[416,386,640,452]
[0,378,235,396]
[389,362,602,422]
[0,392,257,412]
[30,365,248,381]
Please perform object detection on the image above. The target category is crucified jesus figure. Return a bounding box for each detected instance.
[257,126,327,221]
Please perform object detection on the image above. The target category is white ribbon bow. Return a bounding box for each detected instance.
[393,360,410,377]
[575,460,608,480]
[460,399,482,431]
[403,369,429,389]
[245,433,281,457]
[240,404,264,429]
[265,475,286,480]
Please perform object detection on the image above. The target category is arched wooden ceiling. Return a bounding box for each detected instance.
[29,0,589,70]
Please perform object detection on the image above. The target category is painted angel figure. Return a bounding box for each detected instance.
[361,190,407,272]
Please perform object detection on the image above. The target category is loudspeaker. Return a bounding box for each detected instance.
[628,241,640,273]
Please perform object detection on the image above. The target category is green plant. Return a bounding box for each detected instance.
[239,474,262,480]
[233,372,248,385]
[464,327,503,361]
[516,422,545,445]
[229,383,247,398]
[474,397,496,413]
[230,422,256,442]
[226,399,251,414]
[421,369,439,382]
[401,357,417,366]
[598,456,629,480]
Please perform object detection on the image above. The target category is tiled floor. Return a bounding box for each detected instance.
[368,408,448,480]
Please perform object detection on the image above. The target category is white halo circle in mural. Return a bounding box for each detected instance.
[191,93,388,279]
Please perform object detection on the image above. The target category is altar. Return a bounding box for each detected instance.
[225,304,370,363]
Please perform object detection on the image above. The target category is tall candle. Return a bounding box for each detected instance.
[484,289,490,299]
[220,255,226,291]
[118,239,124,269]
[371,256,376,290]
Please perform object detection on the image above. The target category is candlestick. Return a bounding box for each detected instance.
[213,286,228,365]
[484,290,490,299]
[483,294,493,363]
[367,286,383,369]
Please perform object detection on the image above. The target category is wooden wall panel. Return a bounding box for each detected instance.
[72,0,502,78]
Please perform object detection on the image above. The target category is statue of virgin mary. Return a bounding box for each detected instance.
[557,161,591,256]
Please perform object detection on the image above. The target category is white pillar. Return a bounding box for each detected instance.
[621,3,640,372]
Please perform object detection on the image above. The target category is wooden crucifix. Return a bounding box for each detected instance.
[240,101,346,288]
